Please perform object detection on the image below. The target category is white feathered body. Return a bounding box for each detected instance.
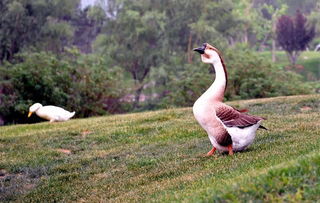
[225,121,261,151]
[35,105,75,122]
[194,97,260,152]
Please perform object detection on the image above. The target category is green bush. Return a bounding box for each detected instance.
[225,49,312,100]
[159,63,213,107]
[0,51,128,124]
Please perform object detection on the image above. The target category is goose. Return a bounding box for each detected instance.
[28,103,75,122]
[193,43,266,156]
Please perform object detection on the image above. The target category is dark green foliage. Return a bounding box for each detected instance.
[0,51,128,124]
[225,48,312,99]
[159,63,213,107]
[72,5,106,53]
[0,0,79,62]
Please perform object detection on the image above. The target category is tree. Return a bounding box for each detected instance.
[0,0,38,62]
[276,10,315,65]
[96,0,166,109]
[247,0,288,61]
[258,1,287,61]
[308,1,320,40]
[0,0,81,62]
[72,5,106,53]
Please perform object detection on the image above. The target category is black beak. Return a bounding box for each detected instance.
[193,43,207,54]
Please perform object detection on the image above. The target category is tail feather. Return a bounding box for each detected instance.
[259,125,268,130]
[69,111,75,118]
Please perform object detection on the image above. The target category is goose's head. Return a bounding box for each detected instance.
[193,43,221,64]
[28,103,43,117]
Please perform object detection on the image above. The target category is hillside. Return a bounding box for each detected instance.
[1,94,320,202]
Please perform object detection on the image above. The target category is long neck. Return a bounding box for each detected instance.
[202,61,227,102]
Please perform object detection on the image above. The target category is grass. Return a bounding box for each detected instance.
[259,51,320,80]
[1,94,320,202]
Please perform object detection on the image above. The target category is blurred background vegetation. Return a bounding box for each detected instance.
[0,0,319,125]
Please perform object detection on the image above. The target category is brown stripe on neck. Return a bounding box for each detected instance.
[212,47,228,92]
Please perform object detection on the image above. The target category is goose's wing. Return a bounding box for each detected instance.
[42,106,69,114]
[215,105,264,128]
[40,106,73,120]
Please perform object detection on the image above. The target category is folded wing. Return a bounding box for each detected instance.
[216,106,265,128]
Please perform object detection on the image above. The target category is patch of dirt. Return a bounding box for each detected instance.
[300,106,312,112]
[81,130,93,136]
[0,169,40,201]
[56,148,72,154]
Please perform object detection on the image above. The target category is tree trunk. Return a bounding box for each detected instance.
[243,27,248,44]
[287,51,300,66]
[272,39,276,62]
[271,10,278,63]
[187,33,193,63]
[133,84,144,109]
[286,52,293,66]
[228,37,235,47]
[292,52,300,66]
[258,33,269,51]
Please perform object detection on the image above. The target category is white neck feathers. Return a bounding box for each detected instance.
[202,58,227,102]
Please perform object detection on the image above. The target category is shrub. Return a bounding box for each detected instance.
[159,63,213,107]
[225,49,312,100]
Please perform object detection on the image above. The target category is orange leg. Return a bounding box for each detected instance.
[205,147,216,156]
[227,145,233,155]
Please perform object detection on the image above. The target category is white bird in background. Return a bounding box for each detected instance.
[193,43,266,156]
[28,103,75,123]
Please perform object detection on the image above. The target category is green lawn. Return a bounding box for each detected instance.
[1,94,320,202]
[259,51,320,81]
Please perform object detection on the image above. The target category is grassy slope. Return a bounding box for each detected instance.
[1,95,320,202]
